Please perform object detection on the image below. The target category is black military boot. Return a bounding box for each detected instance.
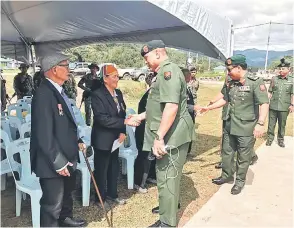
[266,139,273,146]
[278,139,285,148]
[215,162,222,169]
[212,176,234,185]
[148,220,173,227]
[231,185,243,195]
[250,155,258,165]
[152,203,180,214]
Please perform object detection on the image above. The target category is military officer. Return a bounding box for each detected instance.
[188,66,199,104]
[266,58,293,147]
[200,55,269,195]
[210,75,259,169]
[63,73,78,101]
[132,40,195,227]
[78,63,100,126]
[13,63,34,100]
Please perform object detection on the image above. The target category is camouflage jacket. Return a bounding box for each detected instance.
[63,74,77,100]
[78,73,99,92]
[13,73,34,99]
[187,78,199,104]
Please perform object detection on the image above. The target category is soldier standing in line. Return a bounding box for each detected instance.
[200,55,269,195]
[13,63,34,100]
[266,58,293,147]
[78,63,100,126]
[63,73,78,101]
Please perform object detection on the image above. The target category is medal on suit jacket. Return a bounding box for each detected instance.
[57,104,64,116]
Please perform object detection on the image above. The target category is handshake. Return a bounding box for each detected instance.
[194,104,210,116]
[124,114,143,127]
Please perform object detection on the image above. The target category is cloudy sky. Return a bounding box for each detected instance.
[200,0,293,51]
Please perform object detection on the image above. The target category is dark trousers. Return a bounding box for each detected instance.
[221,122,255,187]
[267,109,289,141]
[134,150,156,187]
[39,172,76,227]
[93,148,119,201]
[84,97,92,126]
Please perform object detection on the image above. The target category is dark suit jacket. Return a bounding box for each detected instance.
[91,85,126,151]
[135,89,150,152]
[30,79,82,178]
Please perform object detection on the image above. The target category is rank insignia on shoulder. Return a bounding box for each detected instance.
[164,71,171,80]
[259,84,266,91]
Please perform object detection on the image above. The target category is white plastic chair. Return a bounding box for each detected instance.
[25,113,31,123]
[0,130,21,191]
[76,125,94,206]
[119,125,138,189]
[1,116,22,141]
[19,122,31,139]
[7,138,42,228]
[7,103,30,122]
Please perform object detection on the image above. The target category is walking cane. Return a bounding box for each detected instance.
[81,150,113,227]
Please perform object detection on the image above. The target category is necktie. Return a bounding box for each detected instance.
[61,89,76,124]
[113,95,120,112]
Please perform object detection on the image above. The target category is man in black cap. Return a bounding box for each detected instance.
[13,63,34,99]
[133,40,195,227]
[30,53,87,227]
[78,63,100,126]
[266,58,293,147]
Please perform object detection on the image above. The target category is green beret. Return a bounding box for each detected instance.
[225,54,247,67]
[277,58,290,67]
[141,40,165,57]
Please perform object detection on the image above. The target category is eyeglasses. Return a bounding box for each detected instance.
[58,63,69,68]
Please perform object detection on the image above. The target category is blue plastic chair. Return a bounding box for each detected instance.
[19,122,31,139]
[7,138,42,227]
[119,125,138,189]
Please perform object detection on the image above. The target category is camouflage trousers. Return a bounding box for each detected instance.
[84,97,92,126]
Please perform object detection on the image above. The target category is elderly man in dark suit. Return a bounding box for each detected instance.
[30,53,86,227]
[91,65,139,209]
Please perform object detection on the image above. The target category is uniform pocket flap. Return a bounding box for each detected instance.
[240,114,256,120]
[150,122,160,131]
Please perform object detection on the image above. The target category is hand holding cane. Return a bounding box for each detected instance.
[81,147,113,227]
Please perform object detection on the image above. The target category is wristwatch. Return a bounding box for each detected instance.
[155,133,163,141]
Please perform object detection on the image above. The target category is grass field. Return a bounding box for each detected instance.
[1,76,293,227]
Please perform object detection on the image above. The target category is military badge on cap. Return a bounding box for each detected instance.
[164,71,171,80]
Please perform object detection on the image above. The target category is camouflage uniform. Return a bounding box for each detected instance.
[13,73,34,100]
[187,78,199,104]
[33,70,45,91]
[1,74,8,112]
[78,73,99,126]
[63,73,77,101]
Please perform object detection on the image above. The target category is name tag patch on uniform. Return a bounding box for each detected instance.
[259,84,266,91]
[164,71,171,80]
[239,86,250,91]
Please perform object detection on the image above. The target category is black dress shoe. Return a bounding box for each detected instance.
[148,220,172,227]
[231,185,243,195]
[59,217,86,227]
[250,155,258,165]
[212,176,234,185]
[215,162,222,169]
[266,140,272,146]
[152,203,180,214]
[278,140,285,148]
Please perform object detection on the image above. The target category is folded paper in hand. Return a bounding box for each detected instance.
[112,139,123,152]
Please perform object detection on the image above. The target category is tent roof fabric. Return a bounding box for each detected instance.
[1,0,232,61]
